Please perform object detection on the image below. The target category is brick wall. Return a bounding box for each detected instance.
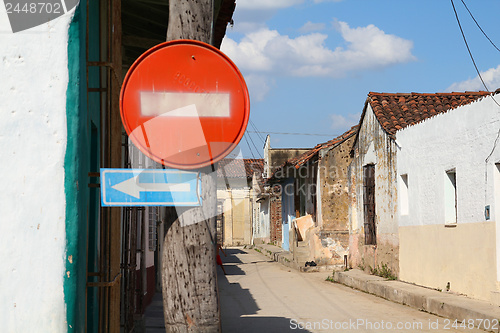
[270,195,282,245]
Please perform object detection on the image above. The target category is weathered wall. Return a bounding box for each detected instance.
[304,135,355,265]
[217,180,253,246]
[254,199,270,243]
[270,195,282,245]
[0,10,75,332]
[397,94,500,302]
[263,135,309,178]
[320,135,355,231]
[269,149,309,177]
[349,105,399,276]
[252,173,270,243]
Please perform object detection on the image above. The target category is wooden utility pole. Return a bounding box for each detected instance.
[162,1,220,332]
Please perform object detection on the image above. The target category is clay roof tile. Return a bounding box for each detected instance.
[367,91,491,135]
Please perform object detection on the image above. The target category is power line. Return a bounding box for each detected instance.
[248,119,266,144]
[247,130,335,137]
[243,133,257,159]
[451,0,490,92]
[247,132,263,159]
[451,0,500,109]
[460,0,500,54]
[243,132,263,159]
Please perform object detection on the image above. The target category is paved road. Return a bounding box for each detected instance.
[218,247,484,333]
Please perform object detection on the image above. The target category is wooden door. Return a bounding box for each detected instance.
[363,164,376,245]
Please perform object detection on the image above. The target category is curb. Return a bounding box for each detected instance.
[252,245,297,270]
[333,270,500,332]
[252,243,344,273]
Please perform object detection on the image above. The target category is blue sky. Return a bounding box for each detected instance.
[222,0,500,158]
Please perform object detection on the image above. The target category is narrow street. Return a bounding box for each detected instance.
[218,248,484,333]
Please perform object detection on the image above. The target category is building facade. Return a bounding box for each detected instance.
[396,92,500,303]
[348,91,493,282]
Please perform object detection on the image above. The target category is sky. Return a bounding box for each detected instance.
[222,0,500,159]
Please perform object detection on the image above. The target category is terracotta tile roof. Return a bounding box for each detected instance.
[271,125,359,179]
[289,125,358,168]
[367,91,492,135]
[217,158,264,179]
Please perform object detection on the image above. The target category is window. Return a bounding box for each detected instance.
[363,164,376,245]
[400,174,409,215]
[444,169,457,224]
[494,163,500,221]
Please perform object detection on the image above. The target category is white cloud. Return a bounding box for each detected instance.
[330,112,360,131]
[244,74,274,102]
[299,21,326,33]
[222,29,278,71]
[445,65,500,92]
[221,21,416,78]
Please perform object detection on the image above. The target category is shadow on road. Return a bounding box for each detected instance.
[217,248,312,333]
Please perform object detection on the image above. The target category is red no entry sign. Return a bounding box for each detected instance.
[120,40,250,169]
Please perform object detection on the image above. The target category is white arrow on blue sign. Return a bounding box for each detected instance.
[100,168,202,207]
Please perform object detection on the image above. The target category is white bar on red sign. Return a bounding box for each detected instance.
[140,91,230,117]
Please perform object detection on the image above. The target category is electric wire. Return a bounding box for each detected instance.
[451,0,500,109]
[451,0,491,93]
[249,119,266,144]
[247,130,334,137]
[243,133,257,159]
[460,0,500,54]
[247,131,263,159]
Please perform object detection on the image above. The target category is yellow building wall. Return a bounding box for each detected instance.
[399,222,498,303]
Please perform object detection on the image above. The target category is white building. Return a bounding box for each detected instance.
[397,91,500,304]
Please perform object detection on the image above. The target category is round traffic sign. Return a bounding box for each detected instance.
[120,40,250,169]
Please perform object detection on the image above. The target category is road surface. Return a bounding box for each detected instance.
[218,247,484,333]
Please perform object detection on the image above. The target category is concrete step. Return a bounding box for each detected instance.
[296,241,308,248]
[294,248,310,255]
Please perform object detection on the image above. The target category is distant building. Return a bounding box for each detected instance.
[261,136,310,249]
[269,126,358,266]
[217,158,263,246]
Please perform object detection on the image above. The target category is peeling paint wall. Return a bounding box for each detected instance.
[217,178,253,246]
[397,94,500,302]
[320,135,355,230]
[253,198,270,243]
[314,135,355,264]
[270,195,282,245]
[348,105,399,275]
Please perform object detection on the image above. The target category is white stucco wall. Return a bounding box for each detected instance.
[397,94,500,301]
[0,10,73,332]
[397,94,500,228]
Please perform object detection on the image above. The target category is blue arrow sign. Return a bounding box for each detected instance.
[100,168,202,207]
